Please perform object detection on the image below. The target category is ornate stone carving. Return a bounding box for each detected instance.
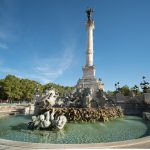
[28,108,67,130]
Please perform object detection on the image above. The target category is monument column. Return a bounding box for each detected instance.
[82,9,95,79]
[76,8,104,92]
[86,17,94,67]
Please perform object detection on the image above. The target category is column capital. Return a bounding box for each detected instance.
[86,20,94,29]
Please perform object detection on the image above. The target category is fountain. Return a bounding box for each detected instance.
[0,8,150,149]
[26,86,124,130]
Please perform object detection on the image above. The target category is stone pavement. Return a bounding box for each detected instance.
[0,136,150,149]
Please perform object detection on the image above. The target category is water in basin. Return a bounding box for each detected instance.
[0,115,149,144]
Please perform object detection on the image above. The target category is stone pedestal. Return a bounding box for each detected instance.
[76,78,104,94]
[143,112,150,120]
[82,65,95,79]
[143,93,150,104]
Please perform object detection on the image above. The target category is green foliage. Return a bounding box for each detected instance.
[0,75,74,101]
[106,90,115,97]
[3,75,22,100]
[20,79,42,101]
[43,83,74,96]
[1,74,146,102]
[0,79,6,99]
[120,85,130,96]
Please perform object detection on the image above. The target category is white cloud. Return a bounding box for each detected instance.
[0,2,76,84]
[0,42,8,49]
[32,47,74,83]
[0,45,75,84]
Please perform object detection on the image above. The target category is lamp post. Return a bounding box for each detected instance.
[115,82,120,92]
[140,76,149,93]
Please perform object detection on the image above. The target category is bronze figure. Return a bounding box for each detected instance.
[86,8,94,21]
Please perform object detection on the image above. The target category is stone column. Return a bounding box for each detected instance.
[86,21,94,67]
[76,9,104,94]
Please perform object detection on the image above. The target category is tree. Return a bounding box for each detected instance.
[3,75,22,101]
[0,74,74,102]
[0,79,6,99]
[20,79,42,101]
[43,83,74,96]
[120,85,130,96]
[106,90,115,97]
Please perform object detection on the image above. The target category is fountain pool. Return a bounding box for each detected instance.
[0,115,149,144]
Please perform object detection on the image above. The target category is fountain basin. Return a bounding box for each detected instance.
[0,115,149,144]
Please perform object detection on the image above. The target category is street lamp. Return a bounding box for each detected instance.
[115,82,120,91]
[140,76,149,93]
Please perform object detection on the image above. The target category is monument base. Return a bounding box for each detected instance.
[143,93,150,104]
[76,77,104,94]
[82,65,95,79]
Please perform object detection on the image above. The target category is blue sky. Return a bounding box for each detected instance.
[0,0,150,91]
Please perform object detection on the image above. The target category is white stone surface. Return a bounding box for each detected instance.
[0,135,150,149]
[24,104,35,115]
[86,21,94,67]
[42,89,58,106]
[82,65,95,79]
[143,112,150,120]
[76,16,104,94]
[83,20,95,80]
[76,78,104,96]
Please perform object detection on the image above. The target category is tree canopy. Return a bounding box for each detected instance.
[0,75,145,102]
[0,75,74,101]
